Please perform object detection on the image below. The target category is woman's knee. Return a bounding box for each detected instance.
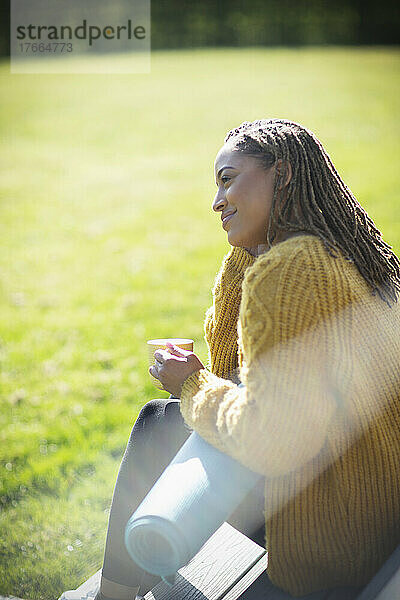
[138,398,169,421]
[122,399,187,476]
[127,399,180,444]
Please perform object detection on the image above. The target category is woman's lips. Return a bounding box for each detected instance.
[222,211,236,228]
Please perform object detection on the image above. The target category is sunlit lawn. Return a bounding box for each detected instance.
[0,46,399,599]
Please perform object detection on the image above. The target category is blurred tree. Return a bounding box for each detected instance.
[0,0,9,57]
[1,0,399,58]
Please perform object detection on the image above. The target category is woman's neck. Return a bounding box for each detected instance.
[249,231,310,256]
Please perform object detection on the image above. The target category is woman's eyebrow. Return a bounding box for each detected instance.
[215,165,236,184]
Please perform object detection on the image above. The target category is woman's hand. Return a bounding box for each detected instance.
[149,343,205,397]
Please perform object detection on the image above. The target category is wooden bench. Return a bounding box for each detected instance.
[69,522,267,600]
[68,523,400,600]
[143,522,267,600]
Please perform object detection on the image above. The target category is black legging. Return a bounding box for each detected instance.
[101,399,361,600]
[101,398,266,595]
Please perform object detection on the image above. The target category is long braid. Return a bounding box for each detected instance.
[224,119,400,307]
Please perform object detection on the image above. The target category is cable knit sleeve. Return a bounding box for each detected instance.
[181,240,340,477]
[204,245,255,380]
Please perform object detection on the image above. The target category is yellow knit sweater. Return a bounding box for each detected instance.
[180,234,400,596]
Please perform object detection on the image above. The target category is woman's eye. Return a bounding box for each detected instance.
[221,175,231,184]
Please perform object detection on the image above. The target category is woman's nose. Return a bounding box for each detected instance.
[212,188,227,212]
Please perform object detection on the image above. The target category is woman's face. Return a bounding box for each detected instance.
[213,142,279,248]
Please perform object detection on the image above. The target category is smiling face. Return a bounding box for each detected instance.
[213,142,278,248]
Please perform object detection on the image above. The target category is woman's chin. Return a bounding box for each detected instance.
[227,231,244,247]
[227,232,251,249]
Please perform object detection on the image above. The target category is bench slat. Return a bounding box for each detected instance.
[144,522,267,600]
[222,554,269,600]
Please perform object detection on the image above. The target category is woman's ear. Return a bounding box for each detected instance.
[275,159,292,189]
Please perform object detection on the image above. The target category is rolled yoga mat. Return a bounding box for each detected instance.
[124,430,262,580]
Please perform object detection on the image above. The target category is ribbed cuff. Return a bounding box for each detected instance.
[180,368,220,427]
[180,368,208,399]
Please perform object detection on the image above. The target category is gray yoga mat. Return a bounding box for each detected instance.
[124,430,262,580]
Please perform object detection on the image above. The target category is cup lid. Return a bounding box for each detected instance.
[147,338,193,345]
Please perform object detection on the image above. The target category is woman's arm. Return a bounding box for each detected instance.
[181,240,341,477]
[204,246,255,381]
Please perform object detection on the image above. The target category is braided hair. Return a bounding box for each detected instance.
[224,118,400,307]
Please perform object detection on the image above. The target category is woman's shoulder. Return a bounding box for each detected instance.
[242,233,374,307]
[242,233,329,282]
[253,232,348,270]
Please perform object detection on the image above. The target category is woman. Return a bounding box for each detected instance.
[61,119,400,600]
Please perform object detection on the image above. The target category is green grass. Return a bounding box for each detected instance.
[0,46,399,599]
